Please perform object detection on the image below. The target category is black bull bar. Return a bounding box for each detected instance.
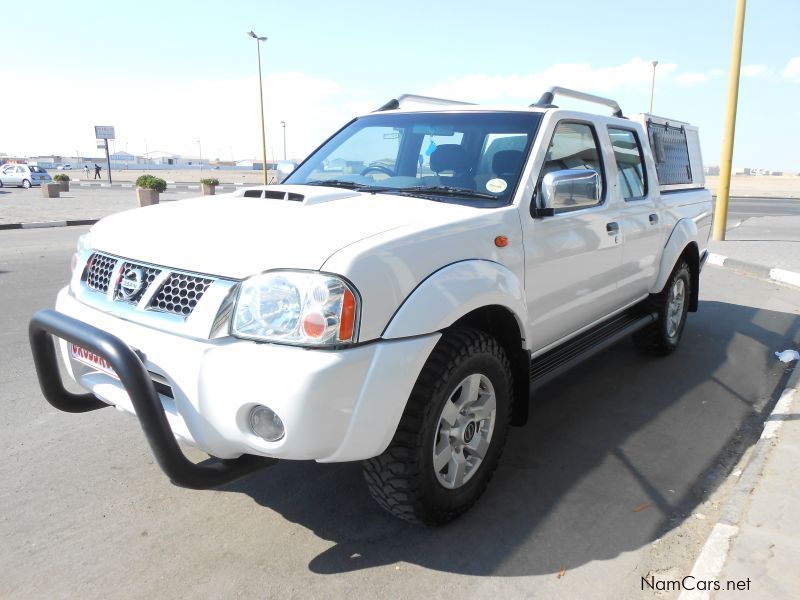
[29,309,277,489]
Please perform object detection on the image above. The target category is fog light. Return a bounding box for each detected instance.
[249,405,285,442]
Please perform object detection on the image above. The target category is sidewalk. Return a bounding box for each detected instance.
[716,366,800,599]
[708,214,800,288]
[679,364,800,600]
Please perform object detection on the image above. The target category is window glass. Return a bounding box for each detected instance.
[309,126,403,181]
[538,121,604,210]
[608,127,646,199]
[286,112,542,208]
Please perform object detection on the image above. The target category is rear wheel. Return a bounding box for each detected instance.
[363,327,512,525]
[21,179,31,189]
[633,260,691,355]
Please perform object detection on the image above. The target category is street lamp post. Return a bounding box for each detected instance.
[247,30,269,185]
[281,121,286,160]
[649,60,658,114]
[196,139,202,176]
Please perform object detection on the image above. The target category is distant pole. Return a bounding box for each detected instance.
[144,139,148,165]
[649,60,658,114]
[281,121,286,160]
[713,0,747,241]
[248,31,269,185]
[197,139,202,176]
[104,139,112,184]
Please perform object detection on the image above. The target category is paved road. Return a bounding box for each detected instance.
[1,227,799,599]
[722,196,800,218]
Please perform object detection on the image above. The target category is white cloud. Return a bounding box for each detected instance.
[784,56,800,81]
[676,72,709,86]
[741,64,768,77]
[424,58,678,103]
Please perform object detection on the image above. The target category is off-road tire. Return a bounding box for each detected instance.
[633,260,691,356]
[363,327,512,525]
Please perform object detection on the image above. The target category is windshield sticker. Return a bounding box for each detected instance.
[486,178,508,194]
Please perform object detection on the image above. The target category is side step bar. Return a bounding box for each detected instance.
[29,309,277,490]
[530,311,657,390]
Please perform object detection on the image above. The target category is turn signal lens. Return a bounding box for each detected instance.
[339,289,356,341]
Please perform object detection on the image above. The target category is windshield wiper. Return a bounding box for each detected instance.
[397,185,500,201]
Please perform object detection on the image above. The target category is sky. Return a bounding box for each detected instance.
[2,0,798,171]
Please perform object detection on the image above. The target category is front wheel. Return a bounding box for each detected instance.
[633,260,691,355]
[21,179,31,189]
[363,327,512,525]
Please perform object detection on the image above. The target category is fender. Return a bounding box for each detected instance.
[652,218,699,294]
[382,259,528,340]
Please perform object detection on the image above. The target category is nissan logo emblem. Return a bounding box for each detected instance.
[119,267,145,300]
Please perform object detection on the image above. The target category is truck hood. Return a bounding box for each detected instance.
[88,185,477,279]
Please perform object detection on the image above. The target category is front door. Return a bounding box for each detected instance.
[522,120,623,352]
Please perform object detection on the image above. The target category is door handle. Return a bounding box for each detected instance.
[606,222,619,235]
[649,213,659,225]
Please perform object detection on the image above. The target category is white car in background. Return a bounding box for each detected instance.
[0,164,52,188]
[58,164,73,170]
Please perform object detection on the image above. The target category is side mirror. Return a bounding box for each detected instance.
[534,169,600,217]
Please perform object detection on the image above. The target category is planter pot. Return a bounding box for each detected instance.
[57,181,70,192]
[136,188,160,207]
[201,183,216,196]
[42,183,61,198]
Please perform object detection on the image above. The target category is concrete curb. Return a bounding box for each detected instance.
[707,252,800,289]
[0,219,98,231]
[679,360,800,600]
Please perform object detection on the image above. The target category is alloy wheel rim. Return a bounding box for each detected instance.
[432,373,497,489]
[666,278,686,339]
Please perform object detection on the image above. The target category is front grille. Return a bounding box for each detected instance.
[150,273,214,316]
[84,253,116,292]
[81,252,218,318]
[114,263,161,303]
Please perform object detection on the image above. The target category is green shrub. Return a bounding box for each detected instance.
[201,178,219,186]
[136,174,167,193]
[53,174,70,182]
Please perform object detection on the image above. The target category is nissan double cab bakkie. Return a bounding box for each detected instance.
[30,87,712,525]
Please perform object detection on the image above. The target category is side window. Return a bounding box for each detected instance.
[608,127,646,200]
[538,121,605,211]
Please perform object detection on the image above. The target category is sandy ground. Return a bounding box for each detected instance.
[705,175,800,198]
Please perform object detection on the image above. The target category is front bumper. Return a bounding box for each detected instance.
[30,287,440,485]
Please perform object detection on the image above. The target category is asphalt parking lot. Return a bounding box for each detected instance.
[1,226,799,599]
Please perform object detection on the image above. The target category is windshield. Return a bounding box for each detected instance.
[285,111,542,207]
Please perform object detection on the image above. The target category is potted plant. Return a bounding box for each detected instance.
[135,174,167,206]
[53,173,70,192]
[41,182,61,198]
[201,177,219,196]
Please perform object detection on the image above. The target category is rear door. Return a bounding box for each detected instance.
[607,126,664,301]
[522,119,624,352]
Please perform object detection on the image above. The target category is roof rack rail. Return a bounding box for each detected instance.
[373,94,476,112]
[532,86,623,118]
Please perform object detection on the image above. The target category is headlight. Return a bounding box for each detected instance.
[231,271,360,346]
[71,232,93,274]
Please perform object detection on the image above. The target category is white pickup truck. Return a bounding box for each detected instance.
[30,87,712,525]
